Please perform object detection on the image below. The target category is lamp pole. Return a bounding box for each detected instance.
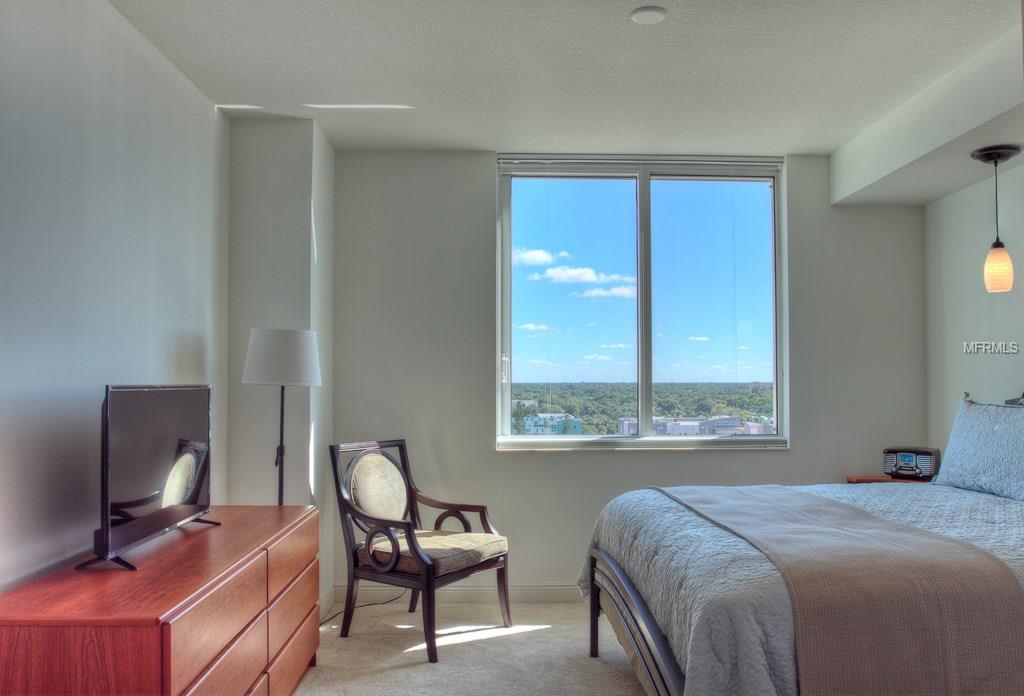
[276,384,285,506]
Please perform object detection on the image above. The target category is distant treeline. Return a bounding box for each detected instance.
[512,382,774,435]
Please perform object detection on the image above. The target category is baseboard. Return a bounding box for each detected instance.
[332,582,582,606]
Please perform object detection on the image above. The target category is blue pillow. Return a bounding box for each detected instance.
[934,399,1024,501]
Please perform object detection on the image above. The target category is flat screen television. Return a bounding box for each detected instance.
[85,385,214,569]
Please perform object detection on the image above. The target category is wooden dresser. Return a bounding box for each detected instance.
[0,506,319,696]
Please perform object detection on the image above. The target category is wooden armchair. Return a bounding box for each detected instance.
[329,440,511,663]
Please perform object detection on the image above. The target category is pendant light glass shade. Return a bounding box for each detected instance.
[984,241,1014,293]
[972,145,1020,294]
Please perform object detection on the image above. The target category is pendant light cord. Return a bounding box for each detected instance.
[994,161,1001,244]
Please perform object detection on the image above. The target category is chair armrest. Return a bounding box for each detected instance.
[350,508,416,535]
[347,508,435,571]
[413,490,498,534]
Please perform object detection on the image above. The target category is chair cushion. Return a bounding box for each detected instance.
[358,529,508,576]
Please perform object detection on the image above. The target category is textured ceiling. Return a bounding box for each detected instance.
[109,0,1020,154]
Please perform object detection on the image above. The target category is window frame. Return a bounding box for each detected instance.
[496,155,787,451]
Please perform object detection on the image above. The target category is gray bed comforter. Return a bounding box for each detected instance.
[579,483,1024,696]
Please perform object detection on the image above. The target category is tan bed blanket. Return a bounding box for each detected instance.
[657,485,1024,696]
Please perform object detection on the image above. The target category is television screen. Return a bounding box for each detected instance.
[96,385,212,560]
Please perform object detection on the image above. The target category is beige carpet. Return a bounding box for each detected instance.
[296,601,646,695]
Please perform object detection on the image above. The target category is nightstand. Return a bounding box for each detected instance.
[845,475,930,484]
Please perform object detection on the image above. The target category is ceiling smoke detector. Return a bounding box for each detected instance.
[631,5,667,24]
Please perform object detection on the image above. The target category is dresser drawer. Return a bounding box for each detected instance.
[164,551,269,695]
[245,673,269,696]
[267,512,318,600]
[184,612,268,696]
[269,560,319,659]
[267,605,318,696]
[0,624,162,696]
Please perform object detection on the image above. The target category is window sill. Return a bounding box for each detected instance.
[495,435,789,452]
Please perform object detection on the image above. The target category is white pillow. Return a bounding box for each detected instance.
[934,399,1024,501]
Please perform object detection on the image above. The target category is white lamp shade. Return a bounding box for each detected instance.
[984,244,1014,293]
[242,328,322,386]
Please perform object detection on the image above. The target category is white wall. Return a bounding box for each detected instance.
[333,152,926,597]
[228,117,336,612]
[0,0,229,589]
[228,118,315,507]
[925,164,1024,445]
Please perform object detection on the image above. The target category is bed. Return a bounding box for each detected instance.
[580,399,1024,696]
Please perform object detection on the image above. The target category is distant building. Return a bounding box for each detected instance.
[522,412,584,435]
[665,419,702,436]
[649,418,702,436]
[619,415,774,437]
[700,416,744,436]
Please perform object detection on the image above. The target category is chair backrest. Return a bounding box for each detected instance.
[349,449,408,520]
[329,440,421,538]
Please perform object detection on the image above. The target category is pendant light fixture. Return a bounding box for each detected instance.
[971,144,1020,293]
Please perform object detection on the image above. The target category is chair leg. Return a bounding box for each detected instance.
[409,589,420,613]
[340,577,359,638]
[497,557,512,628]
[422,581,438,663]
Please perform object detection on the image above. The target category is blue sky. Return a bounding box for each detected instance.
[510,177,775,383]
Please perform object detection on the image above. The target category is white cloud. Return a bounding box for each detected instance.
[543,266,598,283]
[512,248,555,266]
[556,251,571,259]
[600,343,632,349]
[688,336,710,342]
[527,272,543,281]
[584,354,612,361]
[574,286,637,299]
[540,266,635,284]
[516,322,552,332]
[738,345,751,351]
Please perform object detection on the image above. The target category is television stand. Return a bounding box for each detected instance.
[73,555,138,571]
[191,517,222,526]
[75,516,223,571]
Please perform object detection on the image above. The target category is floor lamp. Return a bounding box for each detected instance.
[242,328,322,506]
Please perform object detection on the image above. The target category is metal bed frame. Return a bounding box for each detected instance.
[589,546,685,696]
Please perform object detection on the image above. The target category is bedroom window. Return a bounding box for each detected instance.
[497,155,785,450]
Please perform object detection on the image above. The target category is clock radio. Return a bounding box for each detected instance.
[883,447,940,481]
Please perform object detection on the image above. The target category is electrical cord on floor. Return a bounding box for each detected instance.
[319,590,408,626]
